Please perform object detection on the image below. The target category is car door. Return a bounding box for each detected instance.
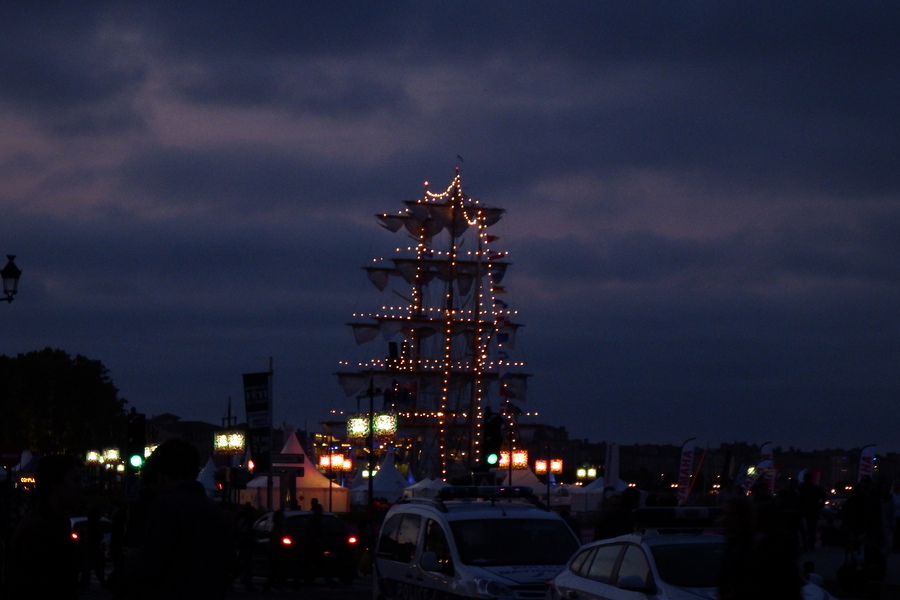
[417,517,457,592]
[374,511,424,600]
[251,513,274,576]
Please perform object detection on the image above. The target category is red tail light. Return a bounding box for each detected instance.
[348,536,358,545]
[71,532,79,540]
[281,537,293,546]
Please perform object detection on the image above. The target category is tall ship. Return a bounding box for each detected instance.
[335,168,530,481]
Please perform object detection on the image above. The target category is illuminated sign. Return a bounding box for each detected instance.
[346,413,398,440]
[535,459,564,474]
[498,450,528,469]
[214,431,246,454]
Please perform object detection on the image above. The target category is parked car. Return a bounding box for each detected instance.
[374,485,581,600]
[546,507,836,600]
[251,509,357,585]
[69,515,113,557]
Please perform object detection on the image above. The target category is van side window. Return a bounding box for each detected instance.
[616,544,651,589]
[585,544,622,584]
[377,513,422,563]
[395,514,422,563]
[570,547,594,576]
[423,519,453,574]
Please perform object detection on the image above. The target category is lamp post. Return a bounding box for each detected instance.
[367,378,377,506]
[535,455,563,505]
[1,255,21,303]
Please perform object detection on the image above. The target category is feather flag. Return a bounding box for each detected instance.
[676,439,696,506]
[858,445,876,481]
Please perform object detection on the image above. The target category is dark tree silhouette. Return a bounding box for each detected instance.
[0,347,128,456]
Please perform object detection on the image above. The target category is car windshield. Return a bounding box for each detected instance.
[450,518,578,566]
[648,541,726,588]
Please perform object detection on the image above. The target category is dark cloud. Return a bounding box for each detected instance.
[1,2,899,453]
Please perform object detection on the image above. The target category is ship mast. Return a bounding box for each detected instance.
[336,168,529,480]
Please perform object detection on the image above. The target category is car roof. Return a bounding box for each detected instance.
[385,485,569,522]
[264,509,338,517]
[389,499,563,522]
[587,531,726,549]
[69,516,112,523]
[442,501,561,519]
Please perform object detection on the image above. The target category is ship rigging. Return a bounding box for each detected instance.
[335,169,529,481]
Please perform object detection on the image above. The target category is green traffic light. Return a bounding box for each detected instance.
[486,453,499,466]
[129,454,143,469]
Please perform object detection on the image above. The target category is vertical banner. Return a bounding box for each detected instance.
[741,459,773,492]
[676,438,695,506]
[243,371,272,473]
[857,445,875,482]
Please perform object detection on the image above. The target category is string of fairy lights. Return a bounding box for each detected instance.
[345,169,525,477]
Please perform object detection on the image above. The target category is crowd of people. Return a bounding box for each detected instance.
[0,440,236,599]
[2,445,900,599]
[0,439,370,599]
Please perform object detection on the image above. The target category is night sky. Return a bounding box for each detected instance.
[2,2,898,453]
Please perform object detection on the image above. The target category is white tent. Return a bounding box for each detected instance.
[14,450,34,472]
[568,477,631,514]
[498,467,545,490]
[403,477,447,499]
[197,458,217,498]
[238,432,349,512]
[350,448,410,506]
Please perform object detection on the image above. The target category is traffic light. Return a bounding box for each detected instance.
[482,412,503,467]
[125,412,146,472]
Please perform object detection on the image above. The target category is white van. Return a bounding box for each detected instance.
[374,486,580,600]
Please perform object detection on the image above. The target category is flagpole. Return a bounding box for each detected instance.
[368,375,376,506]
[267,356,274,510]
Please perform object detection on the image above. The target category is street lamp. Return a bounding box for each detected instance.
[1,255,21,303]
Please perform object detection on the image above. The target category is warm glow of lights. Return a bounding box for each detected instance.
[347,413,397,439]
[319,453,350,471]
[347,417,368,438]
[576,467,597,479]
[214,431,246,454]
[344,171,522,477]
[373,413,398,435]
[498,450,528,469]
[534,459,563,474]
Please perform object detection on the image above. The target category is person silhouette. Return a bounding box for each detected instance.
[263,509,288,593]
[3,454,84,599]
[235,502,259,591]
[112,439,235,599]
[80,503,108,588]
[306,498,334,585]
[718,495,803,600]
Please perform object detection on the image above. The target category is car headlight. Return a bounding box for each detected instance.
[473,577,516,600]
